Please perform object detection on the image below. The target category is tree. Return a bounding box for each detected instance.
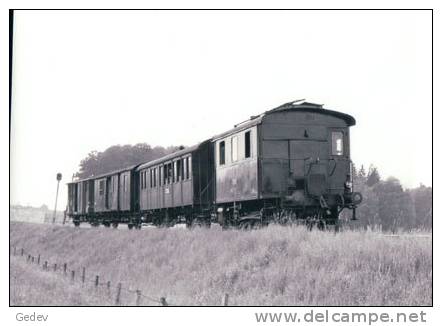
[366,165,381,187]
[409,185,432,230]
[349,165,431,231]
[75,143,181,179]
[358,165,367,182]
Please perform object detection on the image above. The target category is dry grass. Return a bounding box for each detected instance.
[10,222,432,306]
[10,255,111,306]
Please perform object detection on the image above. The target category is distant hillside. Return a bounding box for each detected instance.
[10,205,65,224]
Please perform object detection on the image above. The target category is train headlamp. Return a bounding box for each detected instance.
[345,180,353,189]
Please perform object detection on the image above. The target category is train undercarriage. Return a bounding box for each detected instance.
[70,190,362,231]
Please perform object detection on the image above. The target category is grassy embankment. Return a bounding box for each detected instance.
[10,222,432,306]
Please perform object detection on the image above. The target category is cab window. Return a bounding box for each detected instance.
[245,131,251,158]
[231,136,238,162]
[219,141,225,165]
[332,131,344,155]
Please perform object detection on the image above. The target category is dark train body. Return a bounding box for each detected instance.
[67,101,362,229]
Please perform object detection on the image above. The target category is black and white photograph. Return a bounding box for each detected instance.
[8,7,434,325]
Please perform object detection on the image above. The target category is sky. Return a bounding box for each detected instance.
[10,10,432,209]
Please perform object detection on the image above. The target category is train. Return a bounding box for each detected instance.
[67,100,362,230]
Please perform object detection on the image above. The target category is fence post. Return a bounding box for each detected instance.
[107,281,111,297]
[53,263,57,272]
[21,248,24,256]
[31,256,34,263]
[136,290,141,306]
[81,267,86,284]
[71,270,75,282]
[160,297,168,306]
[222,293,229,306]
[27,254,30,262]
[115,283,122,306]
[63,263,67,275]
[37,255,40,265]
[95,275,99,288]
[44,261,48,270]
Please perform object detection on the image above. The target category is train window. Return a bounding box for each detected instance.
[163,165,167,184]
[245,131,251,158]
[219,141,225,165]
[154,168,157,187]
[188,157,192,179]
[159,167,162,186]
[167,163,173,184]
[332,131,344,156]
[173,161,177,183]
[176,160,182,182]
[231,136,238,162]
[99,180,104,196]
[185,157,189,179]
[181,159,184,181]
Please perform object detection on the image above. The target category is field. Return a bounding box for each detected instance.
[9,222,432,306]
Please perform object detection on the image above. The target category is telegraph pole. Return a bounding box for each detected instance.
[53,173,62,223]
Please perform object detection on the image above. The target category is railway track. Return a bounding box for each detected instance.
[47,220,432,239]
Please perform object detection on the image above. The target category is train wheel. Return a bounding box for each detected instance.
[73,221,80,227]
[112,223,118,229]
[239,220,260,230]
[251,220,262,229]
[128,224,134,230]
[239,221,251,230]
[306,220,314,231]
[103,222,110,228]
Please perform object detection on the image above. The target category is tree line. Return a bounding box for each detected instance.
[75,143,182,179]
[346,164,432,232]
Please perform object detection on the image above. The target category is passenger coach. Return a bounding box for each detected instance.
[136,140,214,226]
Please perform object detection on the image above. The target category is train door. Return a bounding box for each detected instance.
[73,183,78,213]
[289,140,328,196]
[289,140,328,176]
[88,180,95,213]
[82,181,88,214]
[105,177,111,210]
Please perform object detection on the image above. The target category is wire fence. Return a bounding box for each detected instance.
[10,246,229,306]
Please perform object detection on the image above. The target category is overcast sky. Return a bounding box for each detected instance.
[10,10,432,209]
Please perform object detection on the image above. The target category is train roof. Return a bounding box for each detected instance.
[67,164,140,184]
[69,100,355,183]
[69,142,211,184]
[211,101,355,141]
[267,101,356,126]
[136,140,210,171]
